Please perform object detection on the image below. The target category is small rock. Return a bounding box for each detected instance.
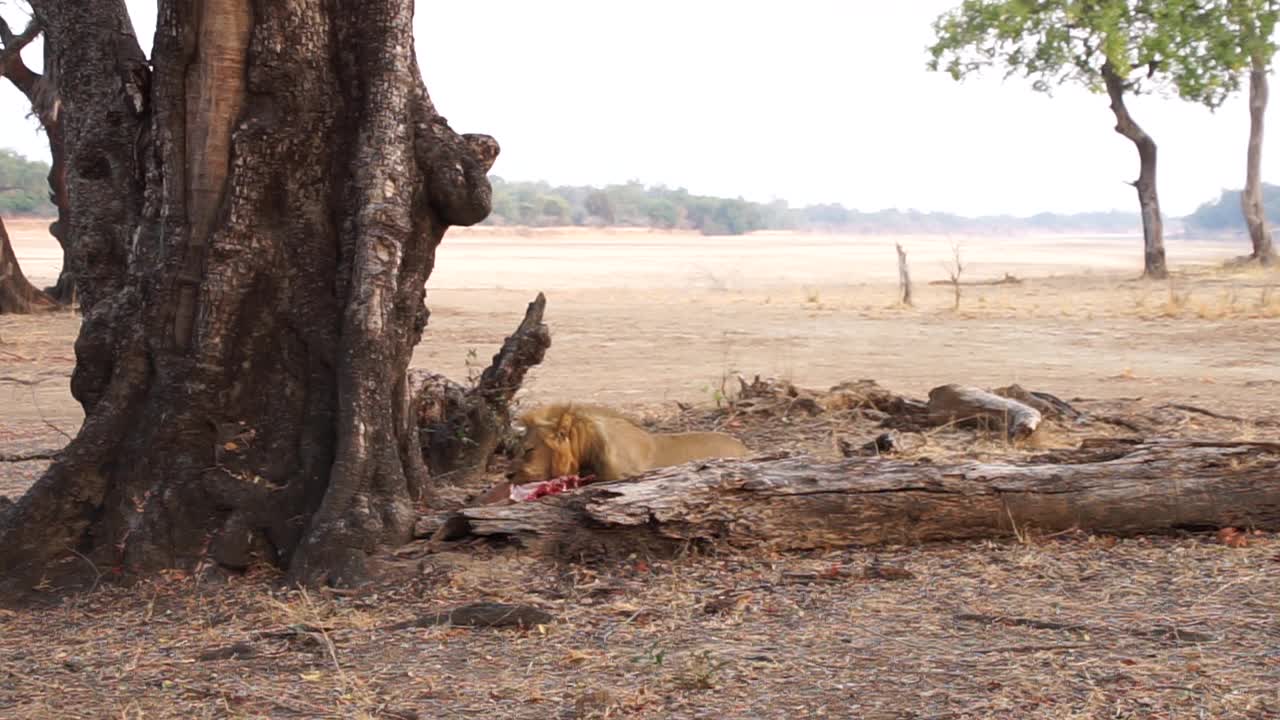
[197,641,257,662]
[702,591,752,615]
[63,657,85,672]
[840,431,901,457]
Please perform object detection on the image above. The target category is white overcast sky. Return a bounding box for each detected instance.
[1,0,1276,216]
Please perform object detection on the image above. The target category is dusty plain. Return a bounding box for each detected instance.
[1,216,1278,719]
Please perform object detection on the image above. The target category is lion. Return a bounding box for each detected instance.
[473,403,749,505]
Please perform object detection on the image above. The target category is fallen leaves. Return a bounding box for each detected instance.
[1217,527,1249,548]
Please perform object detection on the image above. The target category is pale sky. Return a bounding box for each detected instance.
[2,0,1276,216]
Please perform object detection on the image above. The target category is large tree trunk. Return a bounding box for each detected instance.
[1243,53,1275,265]
[1102,63,1167,280]
[0,0,497,589]
[436,440,1280,555]
[0,215,57,314]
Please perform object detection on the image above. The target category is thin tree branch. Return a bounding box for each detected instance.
[0,17,43,75]
[1,48,41,102]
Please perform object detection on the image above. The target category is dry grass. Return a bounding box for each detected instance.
[1,526,1277,719]
[3,388,1280,718]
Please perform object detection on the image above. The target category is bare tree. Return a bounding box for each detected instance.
[1243,52,1276,264]
[895,242,912,307]
[0,9,72,303]
[0,0,498,588]
[944,240,964,311]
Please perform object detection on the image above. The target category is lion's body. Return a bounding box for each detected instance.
[474,403,749,505]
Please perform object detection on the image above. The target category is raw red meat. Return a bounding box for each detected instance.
[509,474,596,503]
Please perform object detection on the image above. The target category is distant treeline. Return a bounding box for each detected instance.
[0,149,55,216]
[1184,184,1280,234]
[11,148,1271,236]
[486,177,1141,235]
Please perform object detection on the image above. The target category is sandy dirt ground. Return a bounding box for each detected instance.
[2,217,1280,718]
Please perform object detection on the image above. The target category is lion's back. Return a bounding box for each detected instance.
[651,431,749,467]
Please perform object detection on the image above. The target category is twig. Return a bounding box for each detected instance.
[1096,414,1145,433]
[0,372,68,386]
[0,448,61,462]
[955,613,1088,633]
[67,548,103,595]
[1157,399,1274,422]
[971,643,1090,654]
[28,386,73,442]
[955,612,1216,644]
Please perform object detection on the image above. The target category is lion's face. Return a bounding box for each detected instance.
[509,415,578,484]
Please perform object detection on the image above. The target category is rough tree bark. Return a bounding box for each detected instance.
[1243,52,1275,265]
[0,0,497,588]
[0,16,73,305]
[1102,62,1167,280]
[0,215,56,314]
[436,440,1280,554]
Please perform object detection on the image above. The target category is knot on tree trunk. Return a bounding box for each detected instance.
[419,124,500,227]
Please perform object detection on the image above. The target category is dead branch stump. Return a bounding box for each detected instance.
[927,384,1042,439]
[415,292,550,482]
[895,242,912,307]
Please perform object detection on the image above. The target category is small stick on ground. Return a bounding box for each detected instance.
[0,448,61,463]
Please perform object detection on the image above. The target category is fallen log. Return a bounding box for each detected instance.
[928,384,1042,440]
[434,440,1280,557]
[927,272,1022,287]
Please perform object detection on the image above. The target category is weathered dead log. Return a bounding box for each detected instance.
[928,384,1041,439]
[928,273,1022,287]
[434,440,1280,556]
[416,292,550,481]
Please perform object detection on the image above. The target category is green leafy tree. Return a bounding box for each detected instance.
[1186,182,1280,232]
[0,149,55,216]
[539,195,571,225]
[583,189,615,224]
[1201,0,1280,263]
[928,0,1245,279]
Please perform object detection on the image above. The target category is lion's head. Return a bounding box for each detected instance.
[507,403,636,484]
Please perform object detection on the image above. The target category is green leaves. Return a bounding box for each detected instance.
[0,149,53,216]
[927,0,1279,108]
